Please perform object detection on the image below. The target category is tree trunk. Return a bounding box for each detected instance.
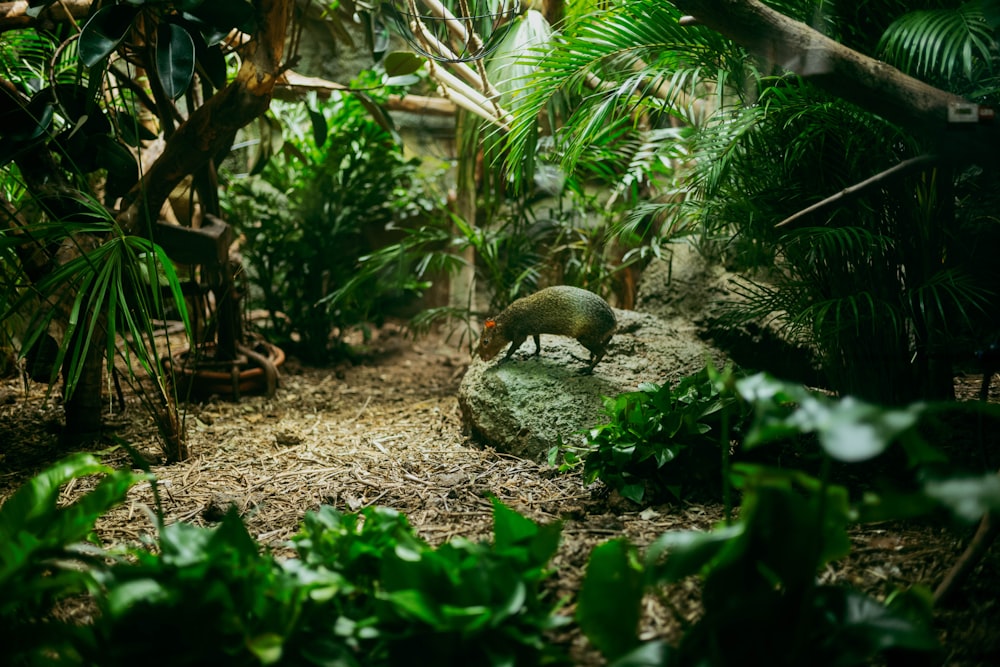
[62,326,104,444]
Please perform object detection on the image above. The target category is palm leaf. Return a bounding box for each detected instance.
[500,0,742,186]
[878,2,997,83]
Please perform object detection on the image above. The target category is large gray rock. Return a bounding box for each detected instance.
[458,308,726,461]
[638,243,822,386]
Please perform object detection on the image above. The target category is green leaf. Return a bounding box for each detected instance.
[92,134,138,199]
[383,51,424,77]
[492,499,539,548]
[815,587,940,654]
[382,588,441,625]
[0,453,109,536]
[79,4,138,68]
[156,22,196,100]
[644,523,744,583]
[610,641,671,667]
[26,0,59,18]
[199,44,228,89]
[308,107,328,148]
[923,473,1000,523]
[246,633,284,664]
[106,578,169,616]
[577,539,643,660]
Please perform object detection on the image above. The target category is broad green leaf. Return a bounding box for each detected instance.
[91,134,138,198]
[79,4,138,68]
[106,578,169,616]
[644,523,744,583]
[924,473,1000,523]
[816,587,940,653]
[155,22,196,100]
[246,633,284,664]
[308,108,328,148]
[0,453,110,535]
[382,588,441,625]
[492,499,539,548]
[26,0,58,18]
[610,641,671,667]
[198,44,228,89]
[577,539,643,660]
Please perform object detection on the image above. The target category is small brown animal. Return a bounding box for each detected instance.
[477,285,617,371]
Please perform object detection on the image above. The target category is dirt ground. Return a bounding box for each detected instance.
[1,322,999,665]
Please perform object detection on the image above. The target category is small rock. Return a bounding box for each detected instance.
[275,431,303,447]
[202,493,242,522]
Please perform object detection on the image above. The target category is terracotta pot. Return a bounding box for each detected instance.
[167,340,285,400]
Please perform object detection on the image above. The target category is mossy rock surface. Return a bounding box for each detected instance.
[458,309,726,461]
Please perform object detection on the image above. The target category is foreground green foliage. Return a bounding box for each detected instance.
[5,372,1000,665]
[1,458,566,667]
[576,372,1000,667]
[0,453,146,664]
[578,368,752,503]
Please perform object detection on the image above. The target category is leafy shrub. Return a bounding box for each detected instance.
[91,499,566,666]
[222,95,435,362]
[575,372,1000,667]
[0,451,567,667]
[0,453,144,665]
[581,368,752,503]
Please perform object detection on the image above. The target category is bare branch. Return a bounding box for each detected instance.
[775,154,940,229]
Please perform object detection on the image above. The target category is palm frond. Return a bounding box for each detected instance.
[500,0,742,185]
[878,2,997,84]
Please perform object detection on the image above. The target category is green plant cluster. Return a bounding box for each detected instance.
[6,371,1000,666]
[577,368,753,504]
[576,372,1000,667]
[1,454,566,666]
[221,94,438,363]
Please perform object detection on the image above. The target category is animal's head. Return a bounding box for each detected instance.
[477,318,502,360]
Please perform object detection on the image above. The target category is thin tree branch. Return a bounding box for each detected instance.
[775,154,941,229]
[934,509,999,605]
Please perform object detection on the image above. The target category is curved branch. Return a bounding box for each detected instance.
[0,1,91,33]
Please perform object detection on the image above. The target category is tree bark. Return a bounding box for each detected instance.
[0,1,91,33]
[118,0,293,236]
[673,0,998,159]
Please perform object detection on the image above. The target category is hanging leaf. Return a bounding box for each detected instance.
[308,107,328,148]
[25,0,58,19]
[113,110,158,147]
[92,134,139,199]
[383,51,424,78]
[79,4,139,68]
[198,44,228,90]
[156,22,196,101]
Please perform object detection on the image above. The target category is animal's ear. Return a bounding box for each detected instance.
[484,319,496,329]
